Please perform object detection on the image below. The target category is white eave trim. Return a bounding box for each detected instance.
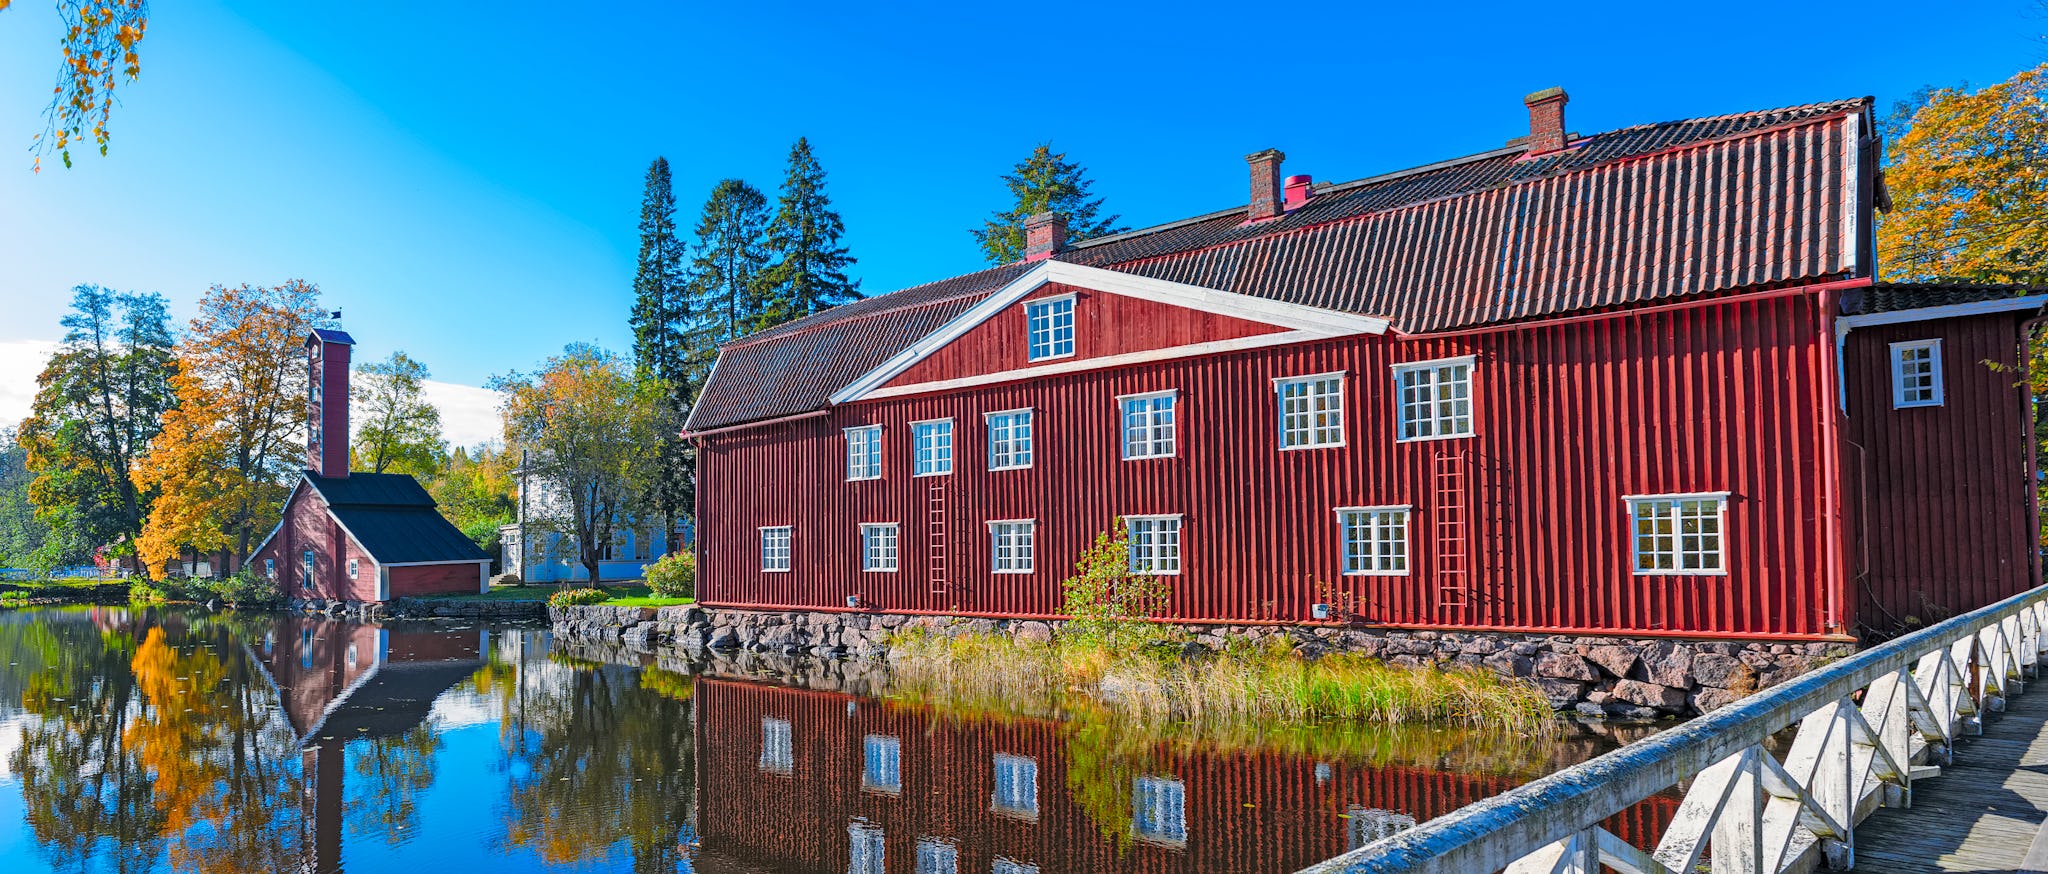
[1835,295,2048,330]
[249,476,312,559]
[382,559,493,567]
[828,261,1389,405]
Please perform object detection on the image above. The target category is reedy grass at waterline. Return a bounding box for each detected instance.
[884,630,1555,733]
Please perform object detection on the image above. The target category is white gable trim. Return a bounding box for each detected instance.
[1835,295,2048,330]
[828,261,1388,405]
[863,329,1333,401]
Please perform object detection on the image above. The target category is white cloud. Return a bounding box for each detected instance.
[0,339,58,432]
[424,380,504,451]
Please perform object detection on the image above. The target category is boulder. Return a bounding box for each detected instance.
[1459,636,1503,656]
[1692,687,1747,714]
[1534,652,1600,682]
[1636,642,1694,688]
[1531,677,1589,708]
[1611,679,1688,709]
[708,628,740,650]
[1690,653,1759,692]
[1573,702,1607,719]
[1013,621,1054,645]
[1585,645,1638,678]
[1482,652,1534,677]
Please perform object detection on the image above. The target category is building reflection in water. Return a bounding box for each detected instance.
[689,677,1678,874]
[248,614,485,874]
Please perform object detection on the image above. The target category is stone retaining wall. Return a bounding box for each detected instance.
[289,596,548,622]
[548,604,1855,719]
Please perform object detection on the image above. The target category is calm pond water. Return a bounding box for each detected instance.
[0,606,1674,873]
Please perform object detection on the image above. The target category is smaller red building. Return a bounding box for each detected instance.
[251,329,491,602]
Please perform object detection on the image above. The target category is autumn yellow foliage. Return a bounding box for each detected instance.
[1879,63,2048,285]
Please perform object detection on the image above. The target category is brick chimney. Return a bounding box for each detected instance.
[1024,212,1067,261]
[1523,87,1569,155]
[1246,149,1285,222]
[305,329,354,479]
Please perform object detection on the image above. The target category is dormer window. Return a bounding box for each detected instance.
[1026,295,1075,361]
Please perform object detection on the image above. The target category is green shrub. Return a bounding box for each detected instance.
[1060,522,1173,651]
[202,570,282,607]
[548,587,608,608]
[644,550,695,599]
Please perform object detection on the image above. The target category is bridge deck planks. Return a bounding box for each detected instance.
[1854,682,2048,873]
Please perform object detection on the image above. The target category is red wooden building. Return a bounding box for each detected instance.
[252,329,492,602]
[684,91,2045,639]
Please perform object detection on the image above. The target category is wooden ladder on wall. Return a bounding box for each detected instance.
[928,479,949,595]
[1433,449,1471,609]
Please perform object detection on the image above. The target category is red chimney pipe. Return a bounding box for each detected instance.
[1284,174,1314,208]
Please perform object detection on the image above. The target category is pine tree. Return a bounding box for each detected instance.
[630,157,690,386]
[971,142,1126,264]
[684,179,771,360]
[754,137,860,329]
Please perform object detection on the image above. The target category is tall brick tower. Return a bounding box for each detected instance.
[305,329,354,478]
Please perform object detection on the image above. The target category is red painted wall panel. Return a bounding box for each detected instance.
[389,562,484,598]
[257,484,380,602]
[1841,312,2039,629]
[883,283,1287,389]
[699,293,1850,637]
[309,339,350,478]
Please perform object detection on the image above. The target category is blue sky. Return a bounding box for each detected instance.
[1,0,2042,446]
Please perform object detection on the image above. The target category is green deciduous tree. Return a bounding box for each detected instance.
[19,284,176,563]
[491,345,659,583]
[424,445,518,551]
[754,137,860,328]
[971,142,1125,264]
[685,179,771,350]
[350,351,446,476]
[0,429,54,569]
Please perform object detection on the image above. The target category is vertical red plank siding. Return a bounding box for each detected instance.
[1842,313,2038,628]
[700,293,1842,637]
[388,563,484,598]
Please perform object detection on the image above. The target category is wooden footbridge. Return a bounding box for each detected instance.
[1301,584,2048,874]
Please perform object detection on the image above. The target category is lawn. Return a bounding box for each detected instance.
[439,582,693,608]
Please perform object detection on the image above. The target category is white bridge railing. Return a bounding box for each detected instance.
[1300,583,2048,874]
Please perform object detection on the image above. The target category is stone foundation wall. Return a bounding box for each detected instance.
[288,596,548,622]
[548,605,1855,719]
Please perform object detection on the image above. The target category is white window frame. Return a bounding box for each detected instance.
[849,821,886,874]
[759,716,794,775]
[1125,514,1183,576]
[861,523,900,573]
[1025,293,1076,362]
[1625,492,1731,576]
[992,858,1040,874]
[264,559,276,579]
[1336,505,1410,576]
[1890,339,1944,408]
[991,753,1039,819]
[347,558,359,580]
[862,734,902,795]
[302,549,316,583]
[759,526,793,572]
[988,519,1035,574]
[985,408,1035,471]
[1274,371,1347,449]
[914,838,960,874]
[1118,390,1179,460]
[1392,355,1476,442]
[845,424,883,481]
[911,418,955,477]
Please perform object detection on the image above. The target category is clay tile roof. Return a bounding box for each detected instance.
[685,97,1874,432]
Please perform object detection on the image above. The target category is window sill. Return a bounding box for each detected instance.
[761,568,792,573]
[1121,453,1177,461]
[1280,441,1346,452]
[989,463,1034,472]
[1631,570,1729,578]
[992,569,1035,575]
[1395,431,1474,444]
[846,475,883,482]
[862,568,899,574]
[1892,401,1944,410]
[912,471,954,478]
[1341,570,1409,577]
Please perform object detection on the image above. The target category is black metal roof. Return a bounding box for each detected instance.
[305,473,488,564]
[1841,283,2048,316]
[308,328,355,346]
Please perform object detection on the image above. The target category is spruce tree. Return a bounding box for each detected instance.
[754,137,860,329]
[629,157,690,387]
[629,158,696,551]
[971,142,1126,264]
[685,179,771,359]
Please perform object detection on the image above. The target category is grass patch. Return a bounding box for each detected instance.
[436,583,692,607]
[886,631,1553,732]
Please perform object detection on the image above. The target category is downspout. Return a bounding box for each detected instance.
[1817,285,1849,636]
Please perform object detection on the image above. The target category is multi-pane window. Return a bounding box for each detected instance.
[1628,493,1728,575]
[302,549,316,584]
[1120,391,1178,459]
[863,735,902,794]
[1393,357,1474,441]
[1275,372,1345,448]
[759,717,793,774]
[1337,506,1409,575]
[760,526,792,572]
[1131,776,1188,846]
[1891,339,1944,408]
[347,558,359,579]
[992,754,1039,818]
[913,420,954,476]
[849,822,886,874]
[862,524,900,572]
[986,409,1034,470]
[1126,515,1183,575]
[992,859,1040,874]
[846,425,883,481]
[989,520,1035,574]
[915,839,959,874]
[1346,807,1419,850]
[1026,295,1076,361]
